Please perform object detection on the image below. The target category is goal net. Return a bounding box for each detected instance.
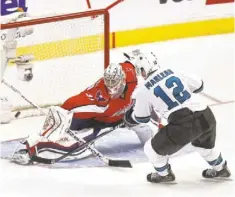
[1,10,110,115]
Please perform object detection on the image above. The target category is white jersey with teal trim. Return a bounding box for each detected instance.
[133,67,207,122]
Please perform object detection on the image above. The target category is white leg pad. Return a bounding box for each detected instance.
[27,107,73,147]
[41,106,73,142]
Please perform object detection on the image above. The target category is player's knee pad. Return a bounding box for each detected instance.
[144,139,168,168]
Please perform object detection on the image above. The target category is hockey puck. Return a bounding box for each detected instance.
[15,111,21,118]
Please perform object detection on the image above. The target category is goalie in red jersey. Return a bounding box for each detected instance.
[12,57,157,165]
[61,61,137,133]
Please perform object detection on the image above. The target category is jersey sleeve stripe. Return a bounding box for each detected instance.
[134,115,151,123]
[193,81,204,93]
[70,105,109,114]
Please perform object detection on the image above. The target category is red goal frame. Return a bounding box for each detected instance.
[1,0,124,68]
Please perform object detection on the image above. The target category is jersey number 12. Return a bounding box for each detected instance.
[154,76,191,110]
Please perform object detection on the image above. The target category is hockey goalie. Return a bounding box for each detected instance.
[11,53,161,165]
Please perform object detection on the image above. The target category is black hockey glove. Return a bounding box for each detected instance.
[123,106,139,128]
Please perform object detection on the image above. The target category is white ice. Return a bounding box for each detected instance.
[0,34,234,197]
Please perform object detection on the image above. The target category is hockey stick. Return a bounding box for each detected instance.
[32,126,132,167]
[66,126,132,168]
[31,127,132,167]
[30,127,114,164]
[2,79,46,118]
[4,80,132,167]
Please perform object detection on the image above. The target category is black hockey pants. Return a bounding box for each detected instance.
[151,107,216,155]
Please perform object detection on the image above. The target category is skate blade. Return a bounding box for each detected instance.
[148,180,177,184]
[200,177,233,182]
[159,181,177,185]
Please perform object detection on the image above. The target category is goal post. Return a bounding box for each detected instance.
[0,2,122,115]
[1,9,110,68]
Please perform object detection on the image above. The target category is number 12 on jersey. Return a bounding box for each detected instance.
[154,76,191,110]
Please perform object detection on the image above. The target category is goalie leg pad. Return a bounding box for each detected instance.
[41,106,73,142]
[30,140,93,161]
[26,106,73,148]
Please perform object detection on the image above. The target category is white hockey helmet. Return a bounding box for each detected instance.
[124,49,159,78]
[104,63,126,99]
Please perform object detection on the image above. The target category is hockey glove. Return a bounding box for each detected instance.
[123,106,139,128]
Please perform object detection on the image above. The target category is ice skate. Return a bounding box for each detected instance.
[11,149,32,165]
[202,161,231,179]
[147,165,176,183]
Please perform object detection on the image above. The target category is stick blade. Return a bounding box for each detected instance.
[109,159,132,168]
[31,155,54,164]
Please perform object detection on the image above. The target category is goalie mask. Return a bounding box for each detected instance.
[104,63,126,99]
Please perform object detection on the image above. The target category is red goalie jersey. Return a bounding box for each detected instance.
[61,62,138,125]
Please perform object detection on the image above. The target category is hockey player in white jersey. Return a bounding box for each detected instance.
[124,49,231,183]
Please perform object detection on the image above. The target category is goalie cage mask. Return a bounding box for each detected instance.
[104,63,126,99]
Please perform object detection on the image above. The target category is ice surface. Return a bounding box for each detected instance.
[0,34,234,197]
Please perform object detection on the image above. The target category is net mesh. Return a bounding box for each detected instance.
[0,12,109,113]
[16,15,105,60]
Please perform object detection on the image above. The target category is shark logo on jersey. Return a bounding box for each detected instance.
[96,91,107,102]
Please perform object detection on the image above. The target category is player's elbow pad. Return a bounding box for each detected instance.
[193,80,204,94]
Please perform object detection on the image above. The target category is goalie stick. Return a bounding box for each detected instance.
[31,126,132,167]
[4,80,132,167]
[2,79,46,118]
[66,126,132,167]
[30,127,123,165]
